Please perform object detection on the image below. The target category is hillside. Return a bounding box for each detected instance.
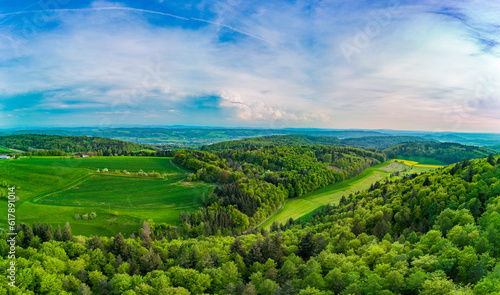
[384,141,496,164]
[0,134,159,156]
[488,145,500,151]
[0,128,391,147]
[202,134,429,151]
[2,155,500,294]
[0,157,212,236]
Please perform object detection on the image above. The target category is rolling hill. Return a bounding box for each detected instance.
[0,156,212,236]
[201,134,430,151]
[0,134,160,155]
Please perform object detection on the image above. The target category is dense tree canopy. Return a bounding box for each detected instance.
[383,142,495,164]
[2,155,500,294]
[175,145,384,233]
[3,134,500,294]
[0,134,178,157]
[202,135,429,151]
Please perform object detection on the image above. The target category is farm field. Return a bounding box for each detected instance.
[393,155,447,166]
[391,158,445,172]
[0,157,212,236]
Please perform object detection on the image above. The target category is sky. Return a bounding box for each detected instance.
[0,0,499,132]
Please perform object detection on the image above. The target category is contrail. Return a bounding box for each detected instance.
[0,7,189,21]
[191,18,286,49]
[0,6,284,49]
[0,32,17,43]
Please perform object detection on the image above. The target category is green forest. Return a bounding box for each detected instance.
[384,142,495,164]
[2,153,500,294]
[0,135,170,157]
[174,145,384,234]
[1,134,500,294]
[202,135,429,151]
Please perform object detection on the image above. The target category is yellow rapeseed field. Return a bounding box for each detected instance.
[391,159,444,168]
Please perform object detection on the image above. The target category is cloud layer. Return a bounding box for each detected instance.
[0,0,499,131]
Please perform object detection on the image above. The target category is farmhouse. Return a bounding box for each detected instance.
[0,155,11,159]
[82,154,90,158]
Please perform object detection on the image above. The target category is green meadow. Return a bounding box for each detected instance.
[0,157,212,236]
[0,146,14,153]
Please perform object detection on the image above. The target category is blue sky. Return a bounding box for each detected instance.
[0,0,499,131]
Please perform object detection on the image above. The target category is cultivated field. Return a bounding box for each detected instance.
[0,157,212,236]
[391,158,445,173]
[392,156,447,166]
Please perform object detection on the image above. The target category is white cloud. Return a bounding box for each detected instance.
[0,0,498,130]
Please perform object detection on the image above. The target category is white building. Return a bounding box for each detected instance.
[0,155,11,159]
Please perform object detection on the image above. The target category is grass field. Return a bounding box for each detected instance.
[260,162,403,229]
[0,157,212,236]
[0,145,14,153]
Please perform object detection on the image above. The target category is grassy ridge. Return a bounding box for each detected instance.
[0,157,212,236]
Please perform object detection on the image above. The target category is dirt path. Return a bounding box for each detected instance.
[30,173,94,203]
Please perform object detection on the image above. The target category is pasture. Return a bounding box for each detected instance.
[0,157,212,236]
